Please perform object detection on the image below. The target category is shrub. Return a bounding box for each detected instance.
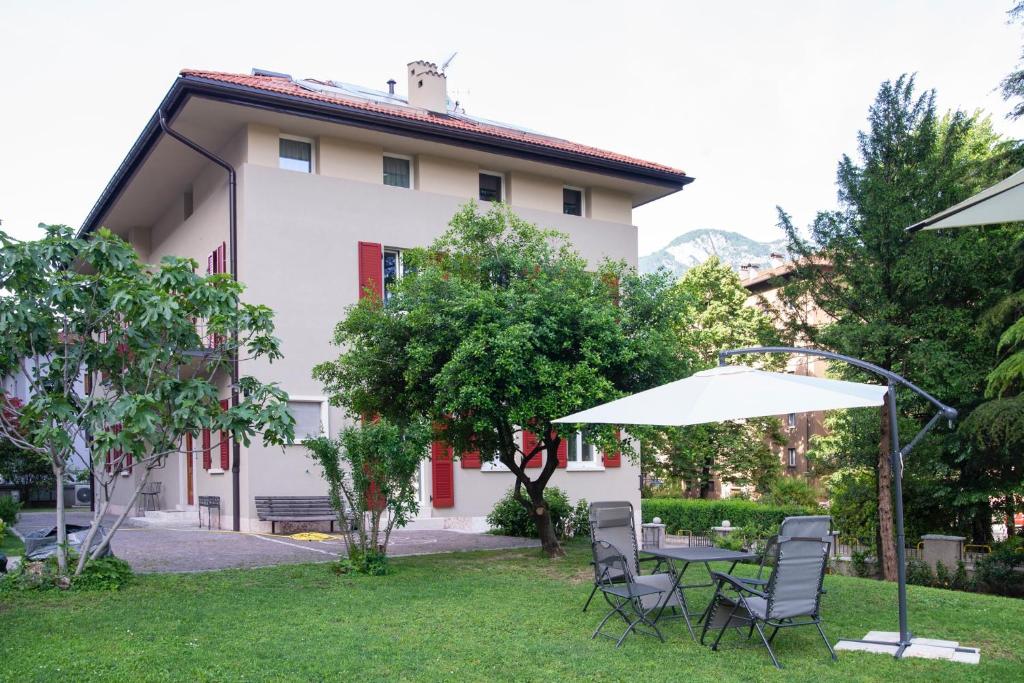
[850,549,874,578]
[974,537,1024,598]
[712,523,773,554]
[487,487,581,539]
[0,496,21,525]
[825,468,876,540]
[906,558,934,586]
[763,477,820,508]
[641,498,816,535]
[333,549,390,576]
[71,556,134,591]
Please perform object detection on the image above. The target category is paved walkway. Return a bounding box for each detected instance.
[12,510,539,573]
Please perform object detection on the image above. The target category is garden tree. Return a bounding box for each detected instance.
[958,398,1024,538]
[305,417,431,571]
[775,75,1024,577]
[646,257,784,497]
[1001,2,1024,119]
[0,225,294,576]
[314,204,689,557]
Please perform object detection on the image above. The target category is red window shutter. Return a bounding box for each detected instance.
[431,440,455,508]
[461,441,481,469]
[202,428,212,470]
[522,430,542,468]
[358,242,384,300]
[556,435,568,469]
[604,429,622,468]
[219,399,230,470]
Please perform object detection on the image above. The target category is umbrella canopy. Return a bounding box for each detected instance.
[553,365,887,427]
[906,167,1024,232]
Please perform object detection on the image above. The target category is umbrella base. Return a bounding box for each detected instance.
[835,631,979,664]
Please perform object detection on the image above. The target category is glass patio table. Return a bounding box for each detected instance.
[640,546,758,640]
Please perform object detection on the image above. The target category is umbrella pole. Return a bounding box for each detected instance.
[888,383,911,656]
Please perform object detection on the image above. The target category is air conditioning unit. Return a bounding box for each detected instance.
[73,483,93,507]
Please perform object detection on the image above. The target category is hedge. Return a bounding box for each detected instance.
[641,498,818,534]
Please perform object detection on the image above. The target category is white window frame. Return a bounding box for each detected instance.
[286,395,329,444]
[562,185,585,217]
[567,431,605,472]
[788,447,797,468]
[787,412,797,429]
[279,134,316,174]
[478,170,505,203]
[382,246,406,304]
[383,153,415,189]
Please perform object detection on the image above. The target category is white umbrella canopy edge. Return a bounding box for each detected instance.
[552,365,888,427]
[906,167,1024,232]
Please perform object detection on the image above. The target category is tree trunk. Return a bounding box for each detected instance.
[877,399,897,582]
[529,495,565,558]
[53,463,67,574]
[698,456,715,499]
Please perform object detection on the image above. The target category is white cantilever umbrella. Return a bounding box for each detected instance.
[553,364,887,426]
[907,167,1024,232]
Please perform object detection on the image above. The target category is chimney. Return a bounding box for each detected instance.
[407,60,448,113]
[769,252,785,269]
[386,79,397,95]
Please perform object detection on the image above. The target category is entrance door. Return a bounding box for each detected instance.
[186,433,194,506]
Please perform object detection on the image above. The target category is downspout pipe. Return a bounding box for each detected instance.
[158,111,242,532]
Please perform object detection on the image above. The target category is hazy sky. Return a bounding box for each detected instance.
[1,0,1021,255]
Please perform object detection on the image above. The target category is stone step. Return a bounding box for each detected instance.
[129,509,195,528]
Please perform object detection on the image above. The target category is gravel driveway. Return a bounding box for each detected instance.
[12,510,539,573]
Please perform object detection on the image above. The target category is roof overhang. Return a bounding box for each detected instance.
[79,74,693,237]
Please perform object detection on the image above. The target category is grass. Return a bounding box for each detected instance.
[0,528,24,556]
[1,542,1021,682]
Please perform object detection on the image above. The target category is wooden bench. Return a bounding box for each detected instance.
[255,496,344,534]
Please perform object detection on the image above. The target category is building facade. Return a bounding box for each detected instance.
[79,62,691,531]
[742,259,834,482]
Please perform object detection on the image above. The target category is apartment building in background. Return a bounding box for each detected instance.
[742,257,834,481]
[78,61,692,531]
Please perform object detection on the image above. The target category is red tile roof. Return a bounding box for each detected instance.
[180,69,686,177]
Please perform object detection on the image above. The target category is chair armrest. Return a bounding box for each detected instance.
[710,571,767,598]
[737,577,768,586]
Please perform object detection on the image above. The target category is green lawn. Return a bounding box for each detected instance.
[0,528,23,556]
[1,543,1021,682]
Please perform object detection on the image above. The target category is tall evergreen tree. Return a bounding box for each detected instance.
[776,76,1023,576]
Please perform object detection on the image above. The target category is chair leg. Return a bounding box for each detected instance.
[582,583,599,612]
[768,625,780,644]
[753,620,782,670]
[816,622,838,661]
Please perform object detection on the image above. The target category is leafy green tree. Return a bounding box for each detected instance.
[0,225,294,575]
[1001,2,1024,120]
[648,257,783,498]
[314,204,688,557]
[0,402,52,503]
[305,417,431,572]
[776,75,1023,576]
[957,398,1024,538]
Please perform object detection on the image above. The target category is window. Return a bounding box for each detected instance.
[479,172,503,202]
[568,432,604,470]
[788,448,797,468]
[279,137,313,173]
[286,397,328,443]
[563,187,583,216]
[383,248,405,304]
[383,155,412,188]
[787,412,797,429]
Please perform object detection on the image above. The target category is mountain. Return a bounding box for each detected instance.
[639,229,788,278]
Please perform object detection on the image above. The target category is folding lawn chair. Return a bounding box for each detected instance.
[583,504,685,619]
[742,515,832,589]
[589,539,666,647]
[700,534,837,669]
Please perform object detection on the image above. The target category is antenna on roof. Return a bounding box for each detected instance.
[440,51,458,73]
